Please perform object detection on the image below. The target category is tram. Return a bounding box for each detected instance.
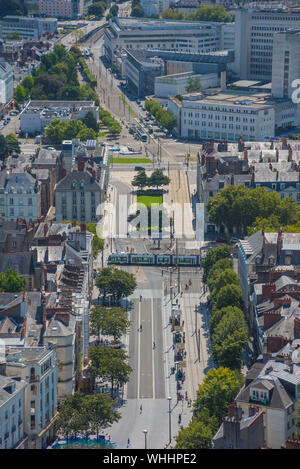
[107,253,202,266]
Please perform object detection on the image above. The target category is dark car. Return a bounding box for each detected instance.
[215,237,228,243]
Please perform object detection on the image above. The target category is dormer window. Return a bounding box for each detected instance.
[268,256,275,265]
[72,182,76,190]
[250,387,269,404]
[255,256,261,264]
[80,181,84,190]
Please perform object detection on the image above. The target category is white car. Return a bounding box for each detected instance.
[47,147,56,151]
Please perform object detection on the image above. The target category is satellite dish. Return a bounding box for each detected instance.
[292,349,300,364]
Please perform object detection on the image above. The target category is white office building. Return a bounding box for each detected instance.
[155,71,219,98]
[168,91,277,141]
[140,0,170,16]
[104,17,235,65]
[0,376,27,449]
[234,8,300,80]
[0,61,13,105]
[272,29,300,100]
[0,16,57,40]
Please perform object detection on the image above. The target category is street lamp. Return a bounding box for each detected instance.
[143,429,148,449]
[167,397,172,445]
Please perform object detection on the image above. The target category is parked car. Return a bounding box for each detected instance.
[215,237,228,243]
[230,237,240,244]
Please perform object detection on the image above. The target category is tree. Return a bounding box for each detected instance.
[0,268,26,292]
[148,169,170,190]
[4,133,20,155]
[32,74,64,100]
[5,32,21,40]
[175,419,214,449]
[21,76,34,93]
[93,235,104,259]
[214,284,243,310]
[132,169,148,190]
[206,258,233,292]
[209,306,243,336]
[90,306,130,342]
[77,127,97,141]
[84,394,120,440]
[0,0,27,17]
[80,110,99,132]
[193,367,244,423]
[186,5,233,22]
[88,2,106,16]
[185,76,202,93]
[109,121,122,135]
[89,346,132,397]
[95,267,137,303]
[58,84,81,101]
[45,118,68,145]
[131,4,144,17]
[210,268,240,302]
[212,309,248,369]
[202,245,231,283]
[14,84,29,104]
[159,111,176,133]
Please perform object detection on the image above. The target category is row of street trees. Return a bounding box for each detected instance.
[95,266,137,303]
[131,169,170,191]
[99,108,122,136]
[90,306,130,344]
[161,5,234,22]
[145,100,176,133]
[207,185,300,236]
[203,245,248,370]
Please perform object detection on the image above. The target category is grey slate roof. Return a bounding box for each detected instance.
[0,252,34,276]
[55,171,101,191]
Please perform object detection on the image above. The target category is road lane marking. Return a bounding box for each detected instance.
[151,297,155,399]
[137,298,141,399]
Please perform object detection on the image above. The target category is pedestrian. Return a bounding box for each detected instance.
[140,404,142,414]
[127,438,130,446]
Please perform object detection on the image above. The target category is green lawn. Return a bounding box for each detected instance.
[137,195,163,207]
[110,158,151,164]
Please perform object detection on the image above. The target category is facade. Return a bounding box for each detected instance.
[234,8,300,80]
[173,0,201,15]
[39,0,73,18]
[213,403,264,449]
[20,100,99,134]
[155,71,219,98]
[0,60,13,104]
[126,50,165,98]
[4,346,58,449]
[55,171,102,223]
[0,16,57,40]
[140,0,170,16]
[272,29,300,100]
[0,172,41,222]
[169,91,276,141]
[0,376,27,449]
[235,353,300,449]
[104,17,235,65]
[0,218,38,254]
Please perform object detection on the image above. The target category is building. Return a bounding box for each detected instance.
[0,172,41,222]
[104,17,235,65]
[55,171,102,223]
[173,0,201,15]
[39,0,74,19]
[272,29,300,100]
[235,350,300,448]
[0,251,39,291]
[213,403,265,449]
[0,218,39,254]
[169,90,277,141]
[4,346,58,449]
[0,60,13,104]
[234,8,300,80]
[0,16,57,40]
[19,100,99,134]
[126,50,165,98]
[124,49,233,97]
[0,376,27,449]
[140,0,170,16]
[155,71,219,98]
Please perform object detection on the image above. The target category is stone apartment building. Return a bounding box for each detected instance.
[3,345,58,449]
[0,218,39,253]
[0,376,27,449]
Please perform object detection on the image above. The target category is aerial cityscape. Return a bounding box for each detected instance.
[1,0,300,453]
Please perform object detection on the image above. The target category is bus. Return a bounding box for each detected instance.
[107,253,202,267]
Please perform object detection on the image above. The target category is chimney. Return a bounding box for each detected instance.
[43,223,48,237]
[80,223,86,233]
[288,148,293,162]
[243,150,248,161]
[228,403,237,417]
[276,168,279,181]
[262,225,266,254]
[277,226,282,260]
[45,247,49,263]
[248,406,259,417]
[276,148,279,162]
